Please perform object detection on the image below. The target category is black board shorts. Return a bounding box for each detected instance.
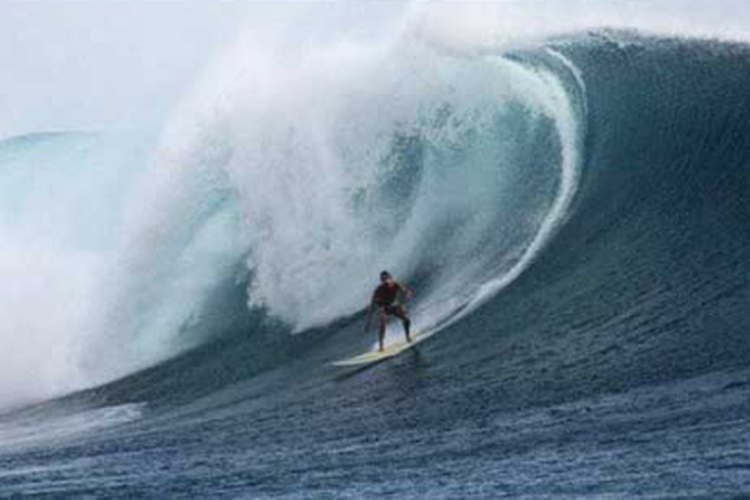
[380,302,404,316]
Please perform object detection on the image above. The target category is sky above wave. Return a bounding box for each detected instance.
[1,1,748,139]
[0,2,250,139]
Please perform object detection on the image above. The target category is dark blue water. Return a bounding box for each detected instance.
[2,32,750,499]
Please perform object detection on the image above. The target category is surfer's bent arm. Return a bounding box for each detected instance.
[399,282,415,299]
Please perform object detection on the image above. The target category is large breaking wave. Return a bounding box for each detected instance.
[0,11,584,408]
[3,5,750,496]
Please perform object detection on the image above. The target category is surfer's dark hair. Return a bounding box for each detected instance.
[380,270,391,279]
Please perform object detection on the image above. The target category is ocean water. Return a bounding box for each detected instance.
[2,18,750,500]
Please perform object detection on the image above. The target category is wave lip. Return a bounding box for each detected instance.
[109,30,587,350]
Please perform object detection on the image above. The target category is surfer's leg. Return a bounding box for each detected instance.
[394,305,412,342]
[378,309,387,352]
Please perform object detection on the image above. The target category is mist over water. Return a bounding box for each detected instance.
[0,134,154,408]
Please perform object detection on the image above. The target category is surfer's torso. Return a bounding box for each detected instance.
[372,282,402,307]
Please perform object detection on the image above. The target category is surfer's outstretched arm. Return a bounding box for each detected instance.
[399,283,415,299]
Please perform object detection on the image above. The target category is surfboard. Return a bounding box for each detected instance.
[331,328,438,367]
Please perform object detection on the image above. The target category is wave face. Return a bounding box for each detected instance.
[2,30,750,498]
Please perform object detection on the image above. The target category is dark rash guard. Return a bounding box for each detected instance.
[372,282,402,307]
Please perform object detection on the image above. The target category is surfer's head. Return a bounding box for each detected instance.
[380,270,392,283]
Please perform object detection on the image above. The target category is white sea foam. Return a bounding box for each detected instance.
[99,2,585,363]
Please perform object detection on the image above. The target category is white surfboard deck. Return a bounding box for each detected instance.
[331,328,438,367]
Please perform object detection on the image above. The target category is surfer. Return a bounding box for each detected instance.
[365,271,415,352]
